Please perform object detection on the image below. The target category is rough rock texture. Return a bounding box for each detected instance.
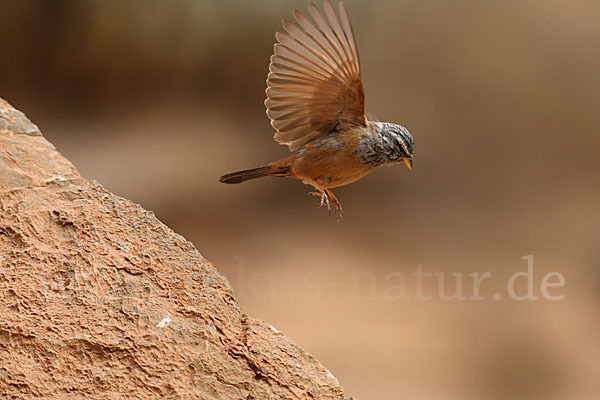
[0,98,350,399]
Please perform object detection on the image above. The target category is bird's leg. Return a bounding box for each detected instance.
[308,190,330,210]
[309,190,342,220]
[325,189,343,221]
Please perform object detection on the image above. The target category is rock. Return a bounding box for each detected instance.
[0,98,351,399]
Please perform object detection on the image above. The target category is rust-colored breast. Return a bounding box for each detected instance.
[284,128,375,190]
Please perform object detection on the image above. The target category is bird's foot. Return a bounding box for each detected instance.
[325,189,343,222]
[308,190,330,209]
[308,190,343,221]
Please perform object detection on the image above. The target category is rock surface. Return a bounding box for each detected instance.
[0,98,350,399]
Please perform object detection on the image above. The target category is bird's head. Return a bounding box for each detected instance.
[381,123,414,169]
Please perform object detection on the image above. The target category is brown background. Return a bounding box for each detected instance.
[2,1,599,399]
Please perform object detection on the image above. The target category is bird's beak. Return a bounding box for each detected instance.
[402,157,412,170]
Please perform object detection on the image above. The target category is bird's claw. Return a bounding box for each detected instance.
[308,190,343,221]
[308,191,326,208]
[308,191,329,210]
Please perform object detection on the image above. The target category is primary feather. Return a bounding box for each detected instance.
[265,0,366,152]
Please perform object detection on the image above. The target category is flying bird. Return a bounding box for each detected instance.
[220,0,414,220]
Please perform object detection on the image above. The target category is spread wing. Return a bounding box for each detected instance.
[265,0,366,152]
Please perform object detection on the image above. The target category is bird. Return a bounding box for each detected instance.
[219,0,414,220]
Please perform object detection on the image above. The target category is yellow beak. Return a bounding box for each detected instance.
[402,157,412,169]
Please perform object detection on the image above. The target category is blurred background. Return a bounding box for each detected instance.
[1,1,599,399]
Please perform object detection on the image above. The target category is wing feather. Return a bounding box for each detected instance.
[265,0,366,152]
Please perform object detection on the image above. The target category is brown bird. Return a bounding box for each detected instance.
[220,0,414,220]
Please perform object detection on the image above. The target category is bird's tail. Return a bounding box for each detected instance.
[219,165,290,184]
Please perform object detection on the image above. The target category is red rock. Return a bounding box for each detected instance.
[0,98,351,400]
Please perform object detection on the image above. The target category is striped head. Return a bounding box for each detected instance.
[356,122,414,168]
